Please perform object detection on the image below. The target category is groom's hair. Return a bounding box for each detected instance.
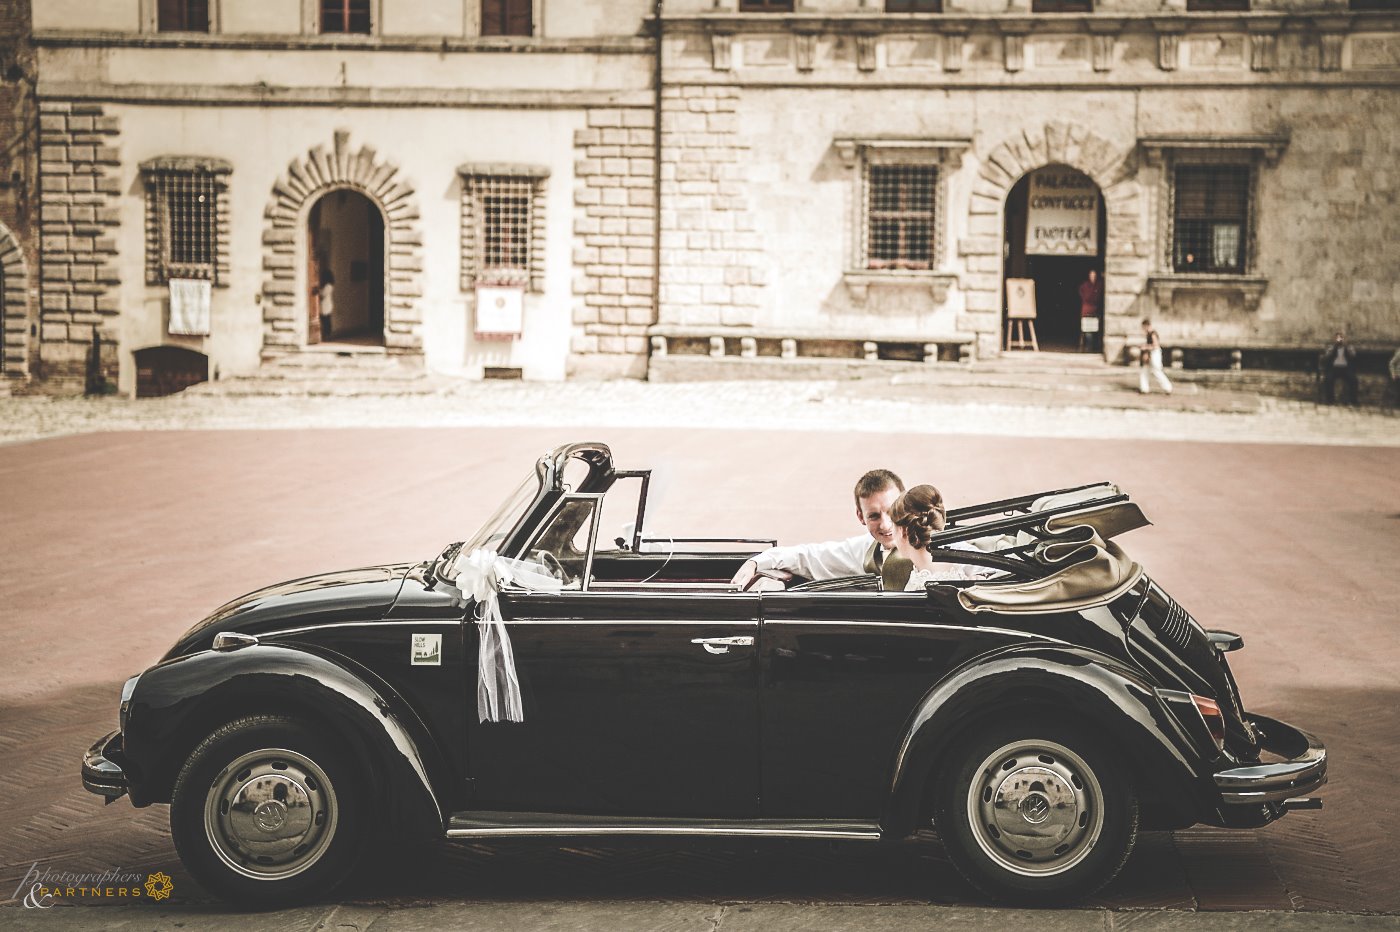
[853,469,904,508]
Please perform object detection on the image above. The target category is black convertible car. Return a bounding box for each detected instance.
[82,441,1326,906]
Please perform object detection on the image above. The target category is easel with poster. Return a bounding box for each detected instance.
[1004,278,1039,352]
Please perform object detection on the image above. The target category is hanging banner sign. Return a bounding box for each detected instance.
[1025,168,1099,257]
[474,284,524,339]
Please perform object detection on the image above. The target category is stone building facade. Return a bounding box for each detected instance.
[653,0,1400,370]
[28,0,654,393]
[0,0,37,386]
[11,0,1400,392]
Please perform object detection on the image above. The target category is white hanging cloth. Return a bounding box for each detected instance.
[449,548,562,724]
[168,278,212,336]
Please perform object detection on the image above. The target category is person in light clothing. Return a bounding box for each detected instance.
[1138,318,1173,395]
[890,484,993,590]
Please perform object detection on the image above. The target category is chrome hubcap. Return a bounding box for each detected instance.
[204,748,338,881]
[966,739,1103,877]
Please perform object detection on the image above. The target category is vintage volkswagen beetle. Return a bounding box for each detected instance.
[82,441,1326,907]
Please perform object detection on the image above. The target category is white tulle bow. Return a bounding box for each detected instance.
[451,548,561,723]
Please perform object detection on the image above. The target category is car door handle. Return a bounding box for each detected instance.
[691,636,755,654]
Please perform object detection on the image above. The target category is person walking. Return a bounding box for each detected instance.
[1321,331,1359,405]
[318,271,336,343]
[1078,270,1103,353]
[1138,318,1173,395]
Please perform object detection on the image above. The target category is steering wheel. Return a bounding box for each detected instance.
[533,550,573,587]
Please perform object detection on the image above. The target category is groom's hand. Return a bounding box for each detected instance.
[731,559,758,589]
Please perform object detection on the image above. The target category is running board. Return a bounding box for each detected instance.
[446,812,883,840]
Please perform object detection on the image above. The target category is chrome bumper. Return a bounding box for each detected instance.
[1214,714,1327,805]
[81,730,129,803]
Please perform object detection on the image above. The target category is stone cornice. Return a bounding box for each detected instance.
[659,11,1400,35]
[1138,134,1290,167]
[37,82,654,109]
[832,135,972,169]
[33,31,654,55]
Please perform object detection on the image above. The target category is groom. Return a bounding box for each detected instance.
[731,469,914,591]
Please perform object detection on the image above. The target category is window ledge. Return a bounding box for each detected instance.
[139,156,233,175]
[1148,274,1268,311]
[844,270,958,305]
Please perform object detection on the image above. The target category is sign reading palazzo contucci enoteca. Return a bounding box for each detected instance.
[1025,167,1099,257]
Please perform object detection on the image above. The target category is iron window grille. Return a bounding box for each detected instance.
[142,162,231,286]
[481,0,532,36]
[321,0,371,34]
[865,164,939,271]
[459,167,549,292]
[1186,0,1249,9]
[886,0,943,10]
[158,0,209,31]
[1171,165,1251,274]
[739,0,795,11]
[1032,0,1092,10]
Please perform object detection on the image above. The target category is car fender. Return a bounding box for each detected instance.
[123,643,444,834]
[881,644,1209,837]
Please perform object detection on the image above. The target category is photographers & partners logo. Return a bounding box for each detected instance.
[12,862,175,907]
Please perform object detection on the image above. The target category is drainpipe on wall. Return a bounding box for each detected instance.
[650,0,663,377]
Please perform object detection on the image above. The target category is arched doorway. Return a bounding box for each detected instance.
[1002,165,1107,354]
[306,188,385,346]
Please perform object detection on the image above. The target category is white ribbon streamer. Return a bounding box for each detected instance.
[451,548,562,724]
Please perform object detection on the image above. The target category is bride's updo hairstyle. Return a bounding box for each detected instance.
[891,484,947,551]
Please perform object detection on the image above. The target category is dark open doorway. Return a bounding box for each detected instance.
[1002,166,1107,354]
[307,189,385,346]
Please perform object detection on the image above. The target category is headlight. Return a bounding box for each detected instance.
[119,674,140,732]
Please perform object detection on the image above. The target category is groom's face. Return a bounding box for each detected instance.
[856,484,901,549]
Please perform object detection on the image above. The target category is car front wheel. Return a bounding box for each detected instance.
[170,714,365,907]
[935,720,1138,904]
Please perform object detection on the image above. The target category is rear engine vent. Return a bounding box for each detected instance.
[1151,591,1194,652]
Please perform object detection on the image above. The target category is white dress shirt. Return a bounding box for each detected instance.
[751,534,877,581]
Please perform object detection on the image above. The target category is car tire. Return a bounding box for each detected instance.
[934,718,1138,904]
[170,714,365,908]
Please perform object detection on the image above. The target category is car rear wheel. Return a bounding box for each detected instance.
[171,714,365,907]
[934,720,1138,904]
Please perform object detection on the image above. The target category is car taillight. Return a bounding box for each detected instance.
[1193,694,1225,748]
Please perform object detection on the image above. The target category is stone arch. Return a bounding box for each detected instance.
[967,121,1147,360]
[0,222,32,381]
[260,130,423,357]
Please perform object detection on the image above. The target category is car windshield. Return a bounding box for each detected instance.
[460,473,541,559]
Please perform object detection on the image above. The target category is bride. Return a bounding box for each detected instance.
[890,484,992,589]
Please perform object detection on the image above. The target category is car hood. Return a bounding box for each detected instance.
[164,564,412,660]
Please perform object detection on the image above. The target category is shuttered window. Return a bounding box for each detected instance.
[321,0,371,34]
[158,0,209,31]
[481,0,532,36]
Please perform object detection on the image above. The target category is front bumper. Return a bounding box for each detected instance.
[1214,714,1327,805]
[81,731,129,803]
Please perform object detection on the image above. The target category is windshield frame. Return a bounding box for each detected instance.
[458,472,541,557]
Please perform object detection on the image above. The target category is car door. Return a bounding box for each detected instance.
[466,589,761,818]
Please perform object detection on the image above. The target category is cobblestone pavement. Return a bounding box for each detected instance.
[1,377,1397,447]
[1,413,1396,924]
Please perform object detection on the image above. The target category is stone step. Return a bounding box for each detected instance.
[185,377,443,397]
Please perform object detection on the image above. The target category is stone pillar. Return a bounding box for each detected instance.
[568,106,656,380]
[36,102,123,393]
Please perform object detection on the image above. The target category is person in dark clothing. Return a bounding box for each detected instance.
[1321,332,1358,405]
[1078,270,1103,353]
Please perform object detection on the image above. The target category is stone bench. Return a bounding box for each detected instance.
[648,326,978,365]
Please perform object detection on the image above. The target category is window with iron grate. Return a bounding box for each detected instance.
[321,0,371,34]
[147,172,218,284]
[1032,0,1092,10]
[1172,165,1250,274]
[158,0,209,31]
[739,0,795,11]
[866,164,938,271]
[1186,0,1248,9]
[481,0,532,36]
[460,170,548,292]
[886,0,943,10]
